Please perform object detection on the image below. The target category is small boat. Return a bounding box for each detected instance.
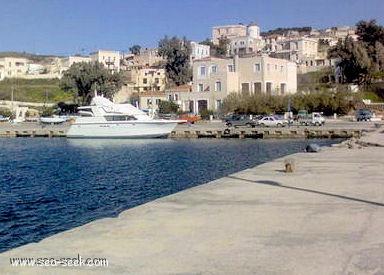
[67,95,184,138]
[0,115,10,122]
[40,116,67,124]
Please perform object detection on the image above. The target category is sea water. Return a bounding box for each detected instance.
[0,137,341,252]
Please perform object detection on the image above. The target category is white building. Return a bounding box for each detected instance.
[190,42,210,65]
[229,23,265,56]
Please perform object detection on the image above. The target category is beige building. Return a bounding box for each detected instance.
[212,24,247,45]
[126,67,166,93]
[171,54,297,114]
[271,37,318,63]
[122,48,163,70]
[90,50,120,73]
[229,35,265,56]
[165,84,193,112]
[138,91,167,112]
[60,56,91,73]
[190,56,238,113]
[236,55,297,96]
[0,57,29,80]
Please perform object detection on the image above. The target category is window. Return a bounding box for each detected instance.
[105,115,136,121]
[280,83,286,95]
[198,83,204,92]
[156,99,161,105]
[266,82,272,95]
[155,78,159,84]
[216,100,222,109]
[254,82,262,94]
[143,78,147,84]
[241,83,250,95]
[254,63,260,72]
[211,65,217,73]
[227,65,234,72]
[199,66,206,76]
[215,81,222,92]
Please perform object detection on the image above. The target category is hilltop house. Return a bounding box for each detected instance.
[90,50,120,73]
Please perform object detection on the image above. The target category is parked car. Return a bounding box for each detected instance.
[256,116,288,127]
[297,112,325,126]
[355,108,372,121]
[225,115,257,128]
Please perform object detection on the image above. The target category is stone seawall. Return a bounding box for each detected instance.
[0,121,371,139]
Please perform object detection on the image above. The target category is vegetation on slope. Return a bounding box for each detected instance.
[0,78,73,103]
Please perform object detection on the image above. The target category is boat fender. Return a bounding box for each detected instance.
[224,128,230,135]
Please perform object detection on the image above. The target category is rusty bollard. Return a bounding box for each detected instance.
[284,158,295,173]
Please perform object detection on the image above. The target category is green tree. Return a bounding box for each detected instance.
[328,20,384,85]
[356,20,384,81]
[200,37,229,57]
[60,62,123,105]
[356,20,384,47]
[328,37,372,85]
[220,91,356,117]
[130,45,141,55]
[158,100,179,114]
[158,36,192,87]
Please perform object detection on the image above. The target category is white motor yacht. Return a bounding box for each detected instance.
[67,95,182,138]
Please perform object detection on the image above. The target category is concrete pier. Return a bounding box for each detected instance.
[1,126,384,274]
[0,120,374,139]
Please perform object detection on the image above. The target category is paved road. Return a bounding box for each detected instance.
[177,118,378,131]
[1,125,384,274]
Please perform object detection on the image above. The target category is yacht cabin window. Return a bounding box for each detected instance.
[104,115,137,121]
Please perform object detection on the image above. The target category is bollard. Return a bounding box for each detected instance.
[284,158,295,173]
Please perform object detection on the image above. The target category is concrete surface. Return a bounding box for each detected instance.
[1,127,384,274]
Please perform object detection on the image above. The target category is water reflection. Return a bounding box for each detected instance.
[67,138,174,148]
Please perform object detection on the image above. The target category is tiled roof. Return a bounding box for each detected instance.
[169,84,192,92]
[139,91,166,97]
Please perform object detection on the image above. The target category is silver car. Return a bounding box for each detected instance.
[257,116,288,127]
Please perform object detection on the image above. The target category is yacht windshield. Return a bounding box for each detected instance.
[104,115,137,121]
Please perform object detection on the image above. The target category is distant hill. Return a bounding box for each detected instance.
[0,52,60,63]
[261,27,312,36]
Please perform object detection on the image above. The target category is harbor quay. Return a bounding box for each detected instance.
[1,125,384,274]
[0,119,378,139]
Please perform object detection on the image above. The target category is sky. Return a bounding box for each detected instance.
[0,0,383,56]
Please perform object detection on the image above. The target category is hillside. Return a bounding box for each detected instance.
[260,26,312,36]
[0,51,61,61]
[0,78,73,103]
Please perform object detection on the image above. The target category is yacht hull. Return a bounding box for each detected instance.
[67,120,178,138]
